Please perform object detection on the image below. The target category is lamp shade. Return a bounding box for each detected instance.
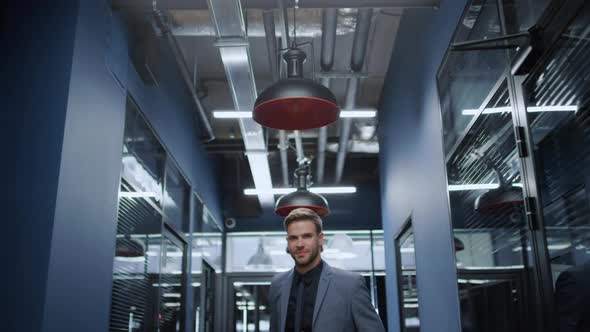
[474,186,523,213]
[275,162,330,216]
[275,189,330,217]
[253,46,339,130]
[254,79,339,130]
[115,236,145,257]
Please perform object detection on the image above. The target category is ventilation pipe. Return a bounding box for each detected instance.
[335,8,372,183]
[276,0,306,172]
[316,8,337,184]
[153,11,215,142]
[263,10,289,186]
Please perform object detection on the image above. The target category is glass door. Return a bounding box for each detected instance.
[158,228,187,332]
[227,277,273,332]
[516,2,590,330]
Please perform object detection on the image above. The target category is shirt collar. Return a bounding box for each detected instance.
[294,259,324,285]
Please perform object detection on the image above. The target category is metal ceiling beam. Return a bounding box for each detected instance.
[206,0,275,207]
[114,0,439,10]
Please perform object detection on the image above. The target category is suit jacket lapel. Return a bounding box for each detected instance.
[313,262,333,328]
[280,269,294,331]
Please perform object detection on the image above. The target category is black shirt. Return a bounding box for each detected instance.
[285,260,324,332]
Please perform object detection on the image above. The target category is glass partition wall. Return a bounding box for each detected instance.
[438,0,590,331]
[109,98,223,332]
[224,230,387,332]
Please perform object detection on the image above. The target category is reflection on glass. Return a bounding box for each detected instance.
[121,98,166,208]
[233,281,271,332]
[437,0,509,154]
[201,261,216,332]
[395,220,420,332]
[506,0,551,33]
[109,100,167,332]
[191,194,223,332]
[163,161,190,233]
[192,202,223,273]
[158,234,186,331]
[227,231,384,273]
[522,6,590,330]
[442,78,532,331]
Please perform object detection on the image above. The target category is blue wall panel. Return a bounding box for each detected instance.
[379,2,467,332]
[1,2,79,331]
[41,1,127,331]
[3,1,222,330]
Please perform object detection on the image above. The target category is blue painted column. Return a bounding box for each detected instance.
[379,2,468,332]
[40,1,127,331]
[2,2,79,331]
[2,1,127,331]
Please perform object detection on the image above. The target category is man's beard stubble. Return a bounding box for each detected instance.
[291,242,321,268]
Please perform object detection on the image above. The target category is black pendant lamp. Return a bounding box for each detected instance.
[275,162,330,217]
[253,47,339,130]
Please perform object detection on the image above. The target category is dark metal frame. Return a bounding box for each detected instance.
[394,214,419,332]
[160,225,189,332]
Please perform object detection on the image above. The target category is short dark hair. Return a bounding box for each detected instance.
[284,208,323,234]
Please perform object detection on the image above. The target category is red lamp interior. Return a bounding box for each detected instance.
[253,96,339,130]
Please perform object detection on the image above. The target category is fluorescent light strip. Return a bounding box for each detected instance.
[527,105,578,112]
[462,105,577,116]
[449,183,524,191]
[214,110,376,119]
[448,184,499,191]
[339,110,377,118]
[462,107,511,116]
[244,186,357,195]
[119,191,158,198]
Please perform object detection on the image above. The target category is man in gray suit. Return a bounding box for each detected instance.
[268,208,385,332]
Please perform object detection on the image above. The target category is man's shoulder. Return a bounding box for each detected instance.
[270,269,291,286]
[328,265,364,284]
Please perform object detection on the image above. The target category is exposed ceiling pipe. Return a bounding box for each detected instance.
[153,11,216,142]
[114,0,439,10]
[263,11,279,81]
[335,8,372,183]
[294,130,305,163]
[276,0,306,171]
[205,0,275,207]
[335,78,357,182]
[320,9,338,72]
[316,8,337,184]
[263,10,289,186]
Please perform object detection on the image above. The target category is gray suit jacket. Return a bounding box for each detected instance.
[268,262,385,332]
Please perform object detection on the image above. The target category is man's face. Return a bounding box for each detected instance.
[286,219,324,268]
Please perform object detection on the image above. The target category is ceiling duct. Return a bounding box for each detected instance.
[153,12,216,142]
[335,8,372,183]
[317,8,338,184]
[205,0,275,207]
[262,10,290,186]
